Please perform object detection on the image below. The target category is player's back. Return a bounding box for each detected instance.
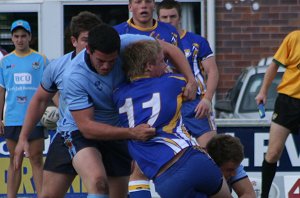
[113,73,195,179]
[114,73,185,130]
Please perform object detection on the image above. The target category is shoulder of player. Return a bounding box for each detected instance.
[113,21,128,34]
[157,21,178,33]
[0,51,14,62]
[113,81,129,96]
[184,31,208,43]
[287,30,300,37]
[164,73,185,82]
[28,49,49,65]
[46,52,72,71]
[30,49,47,58]
[283,30,300,44]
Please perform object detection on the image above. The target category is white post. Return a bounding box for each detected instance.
[41,0,63,60]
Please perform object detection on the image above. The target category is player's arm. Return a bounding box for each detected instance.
[14,86,55,169]
[0,86,5,136]
[52,92,60,107]
[194,56,218,118]
[158,40,197,100]
[232,177,256,198]
[71,107,155,141]
[255,61,279,105]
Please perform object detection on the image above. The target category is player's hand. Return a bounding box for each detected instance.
[14,139,29,170]
[194,98,211,119]
[183,79,197,101]
[130,124,156,141]
[255,92,266,105]
[0,121,4,137]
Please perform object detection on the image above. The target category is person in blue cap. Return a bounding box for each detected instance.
[0,19,49,198]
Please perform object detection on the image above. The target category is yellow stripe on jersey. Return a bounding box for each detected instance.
[163,93,183,133]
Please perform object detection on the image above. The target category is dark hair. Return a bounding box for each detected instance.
[88,24,120,54]
[206,134,244,167]
[156,0,182,18]
[70,11,102,39]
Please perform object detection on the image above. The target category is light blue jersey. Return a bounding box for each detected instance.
[41,51,75,132]
[0,49,48,125]
[227,164,248,190]
[62,34,153,132]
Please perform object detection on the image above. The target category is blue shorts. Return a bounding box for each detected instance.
[4,126,47,142]
[153,147,223,198]
[44,131,132,177]
[181,97,217,138]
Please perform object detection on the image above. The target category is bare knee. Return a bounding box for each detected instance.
[28,153,43,166]
[85,175,109,194]
[265,149,282,163]
[95,177,109,194]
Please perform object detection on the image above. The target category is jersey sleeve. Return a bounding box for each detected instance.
[273,31,300,67]
[41,60,57,92]
[64,73,93,111]
[0,59,4,88]
[227,164,248,186]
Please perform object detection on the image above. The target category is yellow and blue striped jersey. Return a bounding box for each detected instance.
[113,73,196,179]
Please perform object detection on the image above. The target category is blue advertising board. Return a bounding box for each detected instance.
[0,131,87,197]
[216,119,300,198]
[0,120,299,197]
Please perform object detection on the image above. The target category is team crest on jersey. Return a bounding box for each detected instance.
[184,49,191,58]
[17,96,27,103]
[171,33,178,46]
[32,62,40,69]
[192,43,199,59]
[94,81,103,91]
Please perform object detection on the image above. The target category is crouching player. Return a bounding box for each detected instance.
[207,134,256,198]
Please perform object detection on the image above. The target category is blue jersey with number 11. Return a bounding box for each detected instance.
[113,73,195,179]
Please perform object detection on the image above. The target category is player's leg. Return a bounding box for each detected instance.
[196,130,216,149]
[27,127,46,196]
[108,176,129,198]
[42,132,77,198]
[128,161,151,198]
[28,138,44,196]
[182,98,217,149]
[209,176,231,198]
[72,147,109,195]
[261,94,300,198]
[264,123,289,163]
[5,138,21,198]
[41,170,75,198]
[100,140,132,198]
[261,122,289,198]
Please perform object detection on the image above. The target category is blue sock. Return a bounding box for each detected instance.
[87,194,109,198]
[128,180,152,198]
